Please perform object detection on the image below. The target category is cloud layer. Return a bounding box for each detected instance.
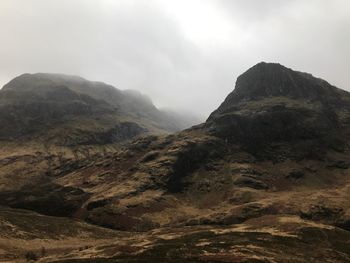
[1,0,349,118]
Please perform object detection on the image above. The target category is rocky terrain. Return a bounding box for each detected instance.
[1,62,350,262]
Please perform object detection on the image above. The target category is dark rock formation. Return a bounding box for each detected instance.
[0,85,114,140]
[62,122,147,146]
[233,176,268,190]
[205,62,350,157]
[209,62,346,109]
[0,183,90,217]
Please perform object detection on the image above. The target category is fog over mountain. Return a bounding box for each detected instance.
[2,1,350,260]
[1,0,349,117]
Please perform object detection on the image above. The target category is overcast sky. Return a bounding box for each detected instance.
[1,0,349,118]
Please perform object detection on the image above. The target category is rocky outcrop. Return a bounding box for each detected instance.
[209,62,346,109]
[0,183,90,217]
[205,63,350,157]
[62,122,147,146]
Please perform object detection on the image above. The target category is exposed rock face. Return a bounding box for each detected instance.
[62,122,147,146]
[0,183,89,217]
[210,62,346,107]
[206,62,350,156]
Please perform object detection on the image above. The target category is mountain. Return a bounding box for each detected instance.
[0,73,196,145]
[206,62,350,156]
[1,63,350,262]
[211,62,346,106]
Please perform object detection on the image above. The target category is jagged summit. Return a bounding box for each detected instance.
[211,62,345,118]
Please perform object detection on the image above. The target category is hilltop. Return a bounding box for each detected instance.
[0,73,198,145]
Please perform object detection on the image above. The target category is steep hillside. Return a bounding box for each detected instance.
[1,63,350,262]
[206,62,350,156]
[0,73,195,146]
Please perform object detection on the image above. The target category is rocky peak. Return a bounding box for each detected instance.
[205,63,350,156]
[211,62,345,118]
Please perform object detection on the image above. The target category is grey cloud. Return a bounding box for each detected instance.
[0,0,349,118]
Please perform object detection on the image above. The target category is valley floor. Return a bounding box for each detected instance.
[1,138,350,262]
[1,206,350,263]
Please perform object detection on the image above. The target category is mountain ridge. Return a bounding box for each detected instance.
[1,63,350,262]
[0,73,200,145]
